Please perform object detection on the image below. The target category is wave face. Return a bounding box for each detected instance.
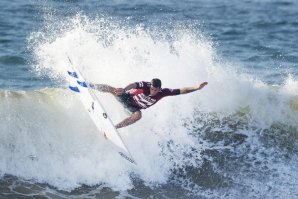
[0,89,135,190]
[0,13,297,198]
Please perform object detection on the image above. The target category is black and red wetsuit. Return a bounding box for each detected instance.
[117,81,180,112]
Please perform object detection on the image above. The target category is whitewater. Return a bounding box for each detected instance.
[1,4,298,198]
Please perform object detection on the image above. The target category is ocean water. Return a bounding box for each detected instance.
[1,0,298,198]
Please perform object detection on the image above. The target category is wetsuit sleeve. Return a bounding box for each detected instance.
[161,88,180,97]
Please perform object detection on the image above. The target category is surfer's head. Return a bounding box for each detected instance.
[150,78,161,96]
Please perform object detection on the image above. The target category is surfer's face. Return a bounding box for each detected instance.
[150,86,160,96]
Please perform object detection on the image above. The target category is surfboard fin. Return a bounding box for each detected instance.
[77,80,88,88]
[67,71,78,78]
[69,86,80,92]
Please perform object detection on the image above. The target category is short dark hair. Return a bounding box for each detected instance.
[151,78,162,88]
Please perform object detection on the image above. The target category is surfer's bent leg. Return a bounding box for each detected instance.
[115,111,142,129]
[90,83,115,94]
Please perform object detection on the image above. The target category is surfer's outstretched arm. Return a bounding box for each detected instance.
[179,82,208,94]
[115,111,142,129]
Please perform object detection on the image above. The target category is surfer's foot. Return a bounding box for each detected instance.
[88,82,95,88]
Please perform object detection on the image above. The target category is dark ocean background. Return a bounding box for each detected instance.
[0,0,298,198]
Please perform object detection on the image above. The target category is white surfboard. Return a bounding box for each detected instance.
[66,58,136,164]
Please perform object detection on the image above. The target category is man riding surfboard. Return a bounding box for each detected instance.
[90,79,208,129]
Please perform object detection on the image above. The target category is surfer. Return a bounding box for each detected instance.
[90,79,208,129]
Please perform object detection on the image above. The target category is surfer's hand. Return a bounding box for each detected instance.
[114,88,124,95]
[198,82,208,90]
